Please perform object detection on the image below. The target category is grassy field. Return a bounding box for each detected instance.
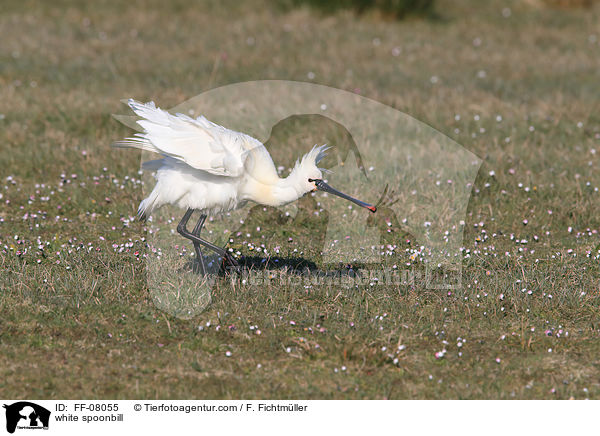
[1,0,600,399]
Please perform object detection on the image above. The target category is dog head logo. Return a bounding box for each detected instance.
[3,402,50,434]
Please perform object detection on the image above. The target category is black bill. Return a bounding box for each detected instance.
[309,178,377,213]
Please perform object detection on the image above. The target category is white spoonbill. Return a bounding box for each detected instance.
[115,99,376,274]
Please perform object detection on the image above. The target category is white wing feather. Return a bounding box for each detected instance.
[114,99,265,177]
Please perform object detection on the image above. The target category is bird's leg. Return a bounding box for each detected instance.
[191,214,207,275]
[177,208,239,273]
[177,208,200,272]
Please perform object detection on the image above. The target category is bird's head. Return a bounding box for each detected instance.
[294,144,329,194]
[292,145,377,213]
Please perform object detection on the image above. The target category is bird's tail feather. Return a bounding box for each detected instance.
[137,187,161,221]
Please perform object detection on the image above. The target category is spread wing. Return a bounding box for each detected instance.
[114,99,265,177]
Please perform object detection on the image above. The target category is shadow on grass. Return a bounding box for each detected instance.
[182,255,369,278]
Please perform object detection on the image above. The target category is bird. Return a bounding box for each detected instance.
[114,99,376,275]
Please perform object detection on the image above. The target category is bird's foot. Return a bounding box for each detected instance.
[221,252,240,274]
[191,260,206,276]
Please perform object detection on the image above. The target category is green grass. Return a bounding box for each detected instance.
[1,0,600,399]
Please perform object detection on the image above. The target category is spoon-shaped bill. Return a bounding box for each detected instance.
[309,178,377,213]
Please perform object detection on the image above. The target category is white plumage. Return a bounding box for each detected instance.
[115,99,328,219]
[115,99,374,273]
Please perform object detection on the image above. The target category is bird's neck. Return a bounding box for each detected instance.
[272,171,306,206]
[243,166,307,207]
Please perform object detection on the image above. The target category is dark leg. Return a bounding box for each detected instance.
[191,214,207,275]
[177,208,239,273]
